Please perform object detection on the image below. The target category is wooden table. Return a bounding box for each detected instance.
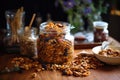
[0,37,120,80]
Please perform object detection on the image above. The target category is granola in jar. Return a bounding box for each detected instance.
[37,21,74,64]
[19,27,38,58]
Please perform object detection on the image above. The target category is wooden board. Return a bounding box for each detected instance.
[74,41,102,49]
[74,36,120,49]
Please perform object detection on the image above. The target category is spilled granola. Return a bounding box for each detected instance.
[3,53,104,77]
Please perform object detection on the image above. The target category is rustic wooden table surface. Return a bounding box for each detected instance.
[0,37,120,80]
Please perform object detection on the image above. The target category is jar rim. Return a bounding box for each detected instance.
[39,21,74,33]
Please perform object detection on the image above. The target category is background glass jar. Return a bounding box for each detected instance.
[3,8,25,53]
[19,27,38,58]
[93,21,109,42]
[37,21,74,64]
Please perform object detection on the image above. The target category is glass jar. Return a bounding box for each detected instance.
[93,21,109,42]
[19,27,38,58]
[37,21,74,64]
[3,9,25,53]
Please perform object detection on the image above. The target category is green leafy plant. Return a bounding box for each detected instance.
[55,0,109,33]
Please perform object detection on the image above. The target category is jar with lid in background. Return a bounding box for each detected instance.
[93,21,109,42]
[19,27,38,58]
[37,21,74,64]
[3,8,25,53]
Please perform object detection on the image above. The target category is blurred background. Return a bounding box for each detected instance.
[0,0,120,42]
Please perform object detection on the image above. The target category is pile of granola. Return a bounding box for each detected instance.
[5,53,104,77]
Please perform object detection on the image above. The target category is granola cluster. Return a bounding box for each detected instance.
[61,53,104,77]
[11,57,43,71]
[99,48,120,57]
[37,22,74,64]
[10,53,104,77]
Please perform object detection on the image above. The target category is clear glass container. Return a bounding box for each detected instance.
[19,27,38,58]
[37,21,74,64]
[93,21,109,42]
[3,9,25,53]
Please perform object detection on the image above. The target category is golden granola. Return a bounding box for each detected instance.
[37,22,74,64]
[9,53,104,77]
[99,48,120,57]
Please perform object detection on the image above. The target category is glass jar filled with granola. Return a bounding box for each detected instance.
[37,21,74,64]
[19,27,38,58]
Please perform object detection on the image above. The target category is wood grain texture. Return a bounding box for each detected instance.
[0,64,120,80]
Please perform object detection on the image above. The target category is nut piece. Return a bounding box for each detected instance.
[63,68,73,76]
[31,72,37,78]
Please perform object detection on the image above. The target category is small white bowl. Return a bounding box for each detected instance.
[92,46,120,65]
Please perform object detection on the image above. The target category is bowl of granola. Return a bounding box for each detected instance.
[92,46,120,65]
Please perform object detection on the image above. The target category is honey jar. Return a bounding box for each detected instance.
[93,21,109,42]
